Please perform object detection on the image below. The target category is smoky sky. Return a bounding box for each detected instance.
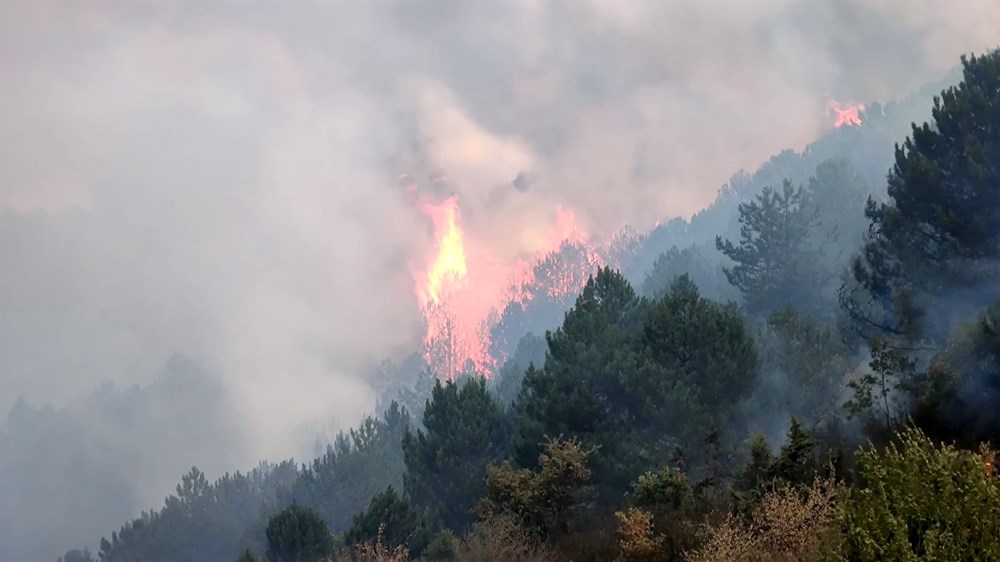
[1,0,999,462]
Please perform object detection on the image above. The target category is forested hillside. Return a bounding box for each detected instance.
[36,49,1000,562]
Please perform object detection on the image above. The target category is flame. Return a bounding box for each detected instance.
[826,100,864,128]
[411,193,486,380]
[416,195,468,308]
[406,177,605,379]
[554,205,585,245]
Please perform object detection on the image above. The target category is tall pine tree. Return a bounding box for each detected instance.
[402,377,510,531]
[716,180,820,318]
[848,50,1000,342]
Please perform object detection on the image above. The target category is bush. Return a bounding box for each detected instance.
[688,475,840,562]
[614,508,664,560]
[265,504,335,562]
[456,513,551,562]
[477,436,594,542]
[351,524,409,562]
[836,427,1000,561]
[344,486,433,559]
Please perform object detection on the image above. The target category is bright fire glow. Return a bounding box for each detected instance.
[406,179,604,380]
[826,100,864,128]
[554,205,585,246]
[415,195,468,308]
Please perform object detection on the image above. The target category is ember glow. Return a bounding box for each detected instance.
[827,100,864,127]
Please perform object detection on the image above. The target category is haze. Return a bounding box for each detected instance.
[1,1,999,560]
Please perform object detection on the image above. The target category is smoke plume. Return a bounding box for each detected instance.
[1,2,998,557]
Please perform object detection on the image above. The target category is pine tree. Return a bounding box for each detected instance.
[289,402,410,533]
[716,180,820,317]
[514,268,756,502]
[345,486,434,558]
[757,305,854,422]
[643,275,758,412]
[733,433,774,504]
[264,505,335,562]
[771,418,818,487]
[403,377,510,531]
[848,50,1000,341]
[513,268,654,499]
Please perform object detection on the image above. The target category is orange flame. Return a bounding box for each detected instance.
[826,100,864,128]
[412,193,483,380]
[407,178,604,379]
[416,195,468,307]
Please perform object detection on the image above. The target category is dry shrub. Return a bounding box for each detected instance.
[351,524,409,562]
[456,513,552,562]
[687,475,840,562]
[615,507,665,560]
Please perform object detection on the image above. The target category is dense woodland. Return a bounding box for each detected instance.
[19,49,1000,561]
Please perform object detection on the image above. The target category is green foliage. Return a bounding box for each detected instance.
[643,274,758,411]
[772,418,820,486]
[98,462,298,562]
[344,486,433,559]
[374,355,436,421]
[290,402,411,533]
[478,436,595,543]
[625,465,700,560]
[850,50,1000,341]
[488,332,546,405]
[630,465,693,512]
[422,529,460,561]
[805,159,872,296]
[96,404,407,562]
[236,547,258,562]
[403,376,510,531]
[515,268,756,502]
[718,159,871,323]
[640,243,735,302]
[264,504,334,562]
[732,433,775,508]
[844,337,916,433]
[836,427,1000,561]
[514,268,645,482]
[757,305,855,423]
[716,180,820,317]
[732,419,821,513]
[488,241,602,367]
[910,298,1000,446]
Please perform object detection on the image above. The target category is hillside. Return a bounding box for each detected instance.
[28,49,1000,562]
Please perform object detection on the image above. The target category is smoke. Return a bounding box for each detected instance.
[0,1,998,556]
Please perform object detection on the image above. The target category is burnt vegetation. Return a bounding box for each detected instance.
[21,49,1000,561]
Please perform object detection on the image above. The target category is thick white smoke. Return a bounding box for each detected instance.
[0,0,998,486]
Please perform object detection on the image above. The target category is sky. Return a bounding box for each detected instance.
[1,0,999,465]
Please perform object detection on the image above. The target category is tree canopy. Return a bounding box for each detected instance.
[849,50,1000,342]
[403,377,510,531]
[264,505,335,562]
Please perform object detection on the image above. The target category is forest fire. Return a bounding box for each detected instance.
[404,175,604,379]
[414,195,468,308]
[827,100,864,128]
